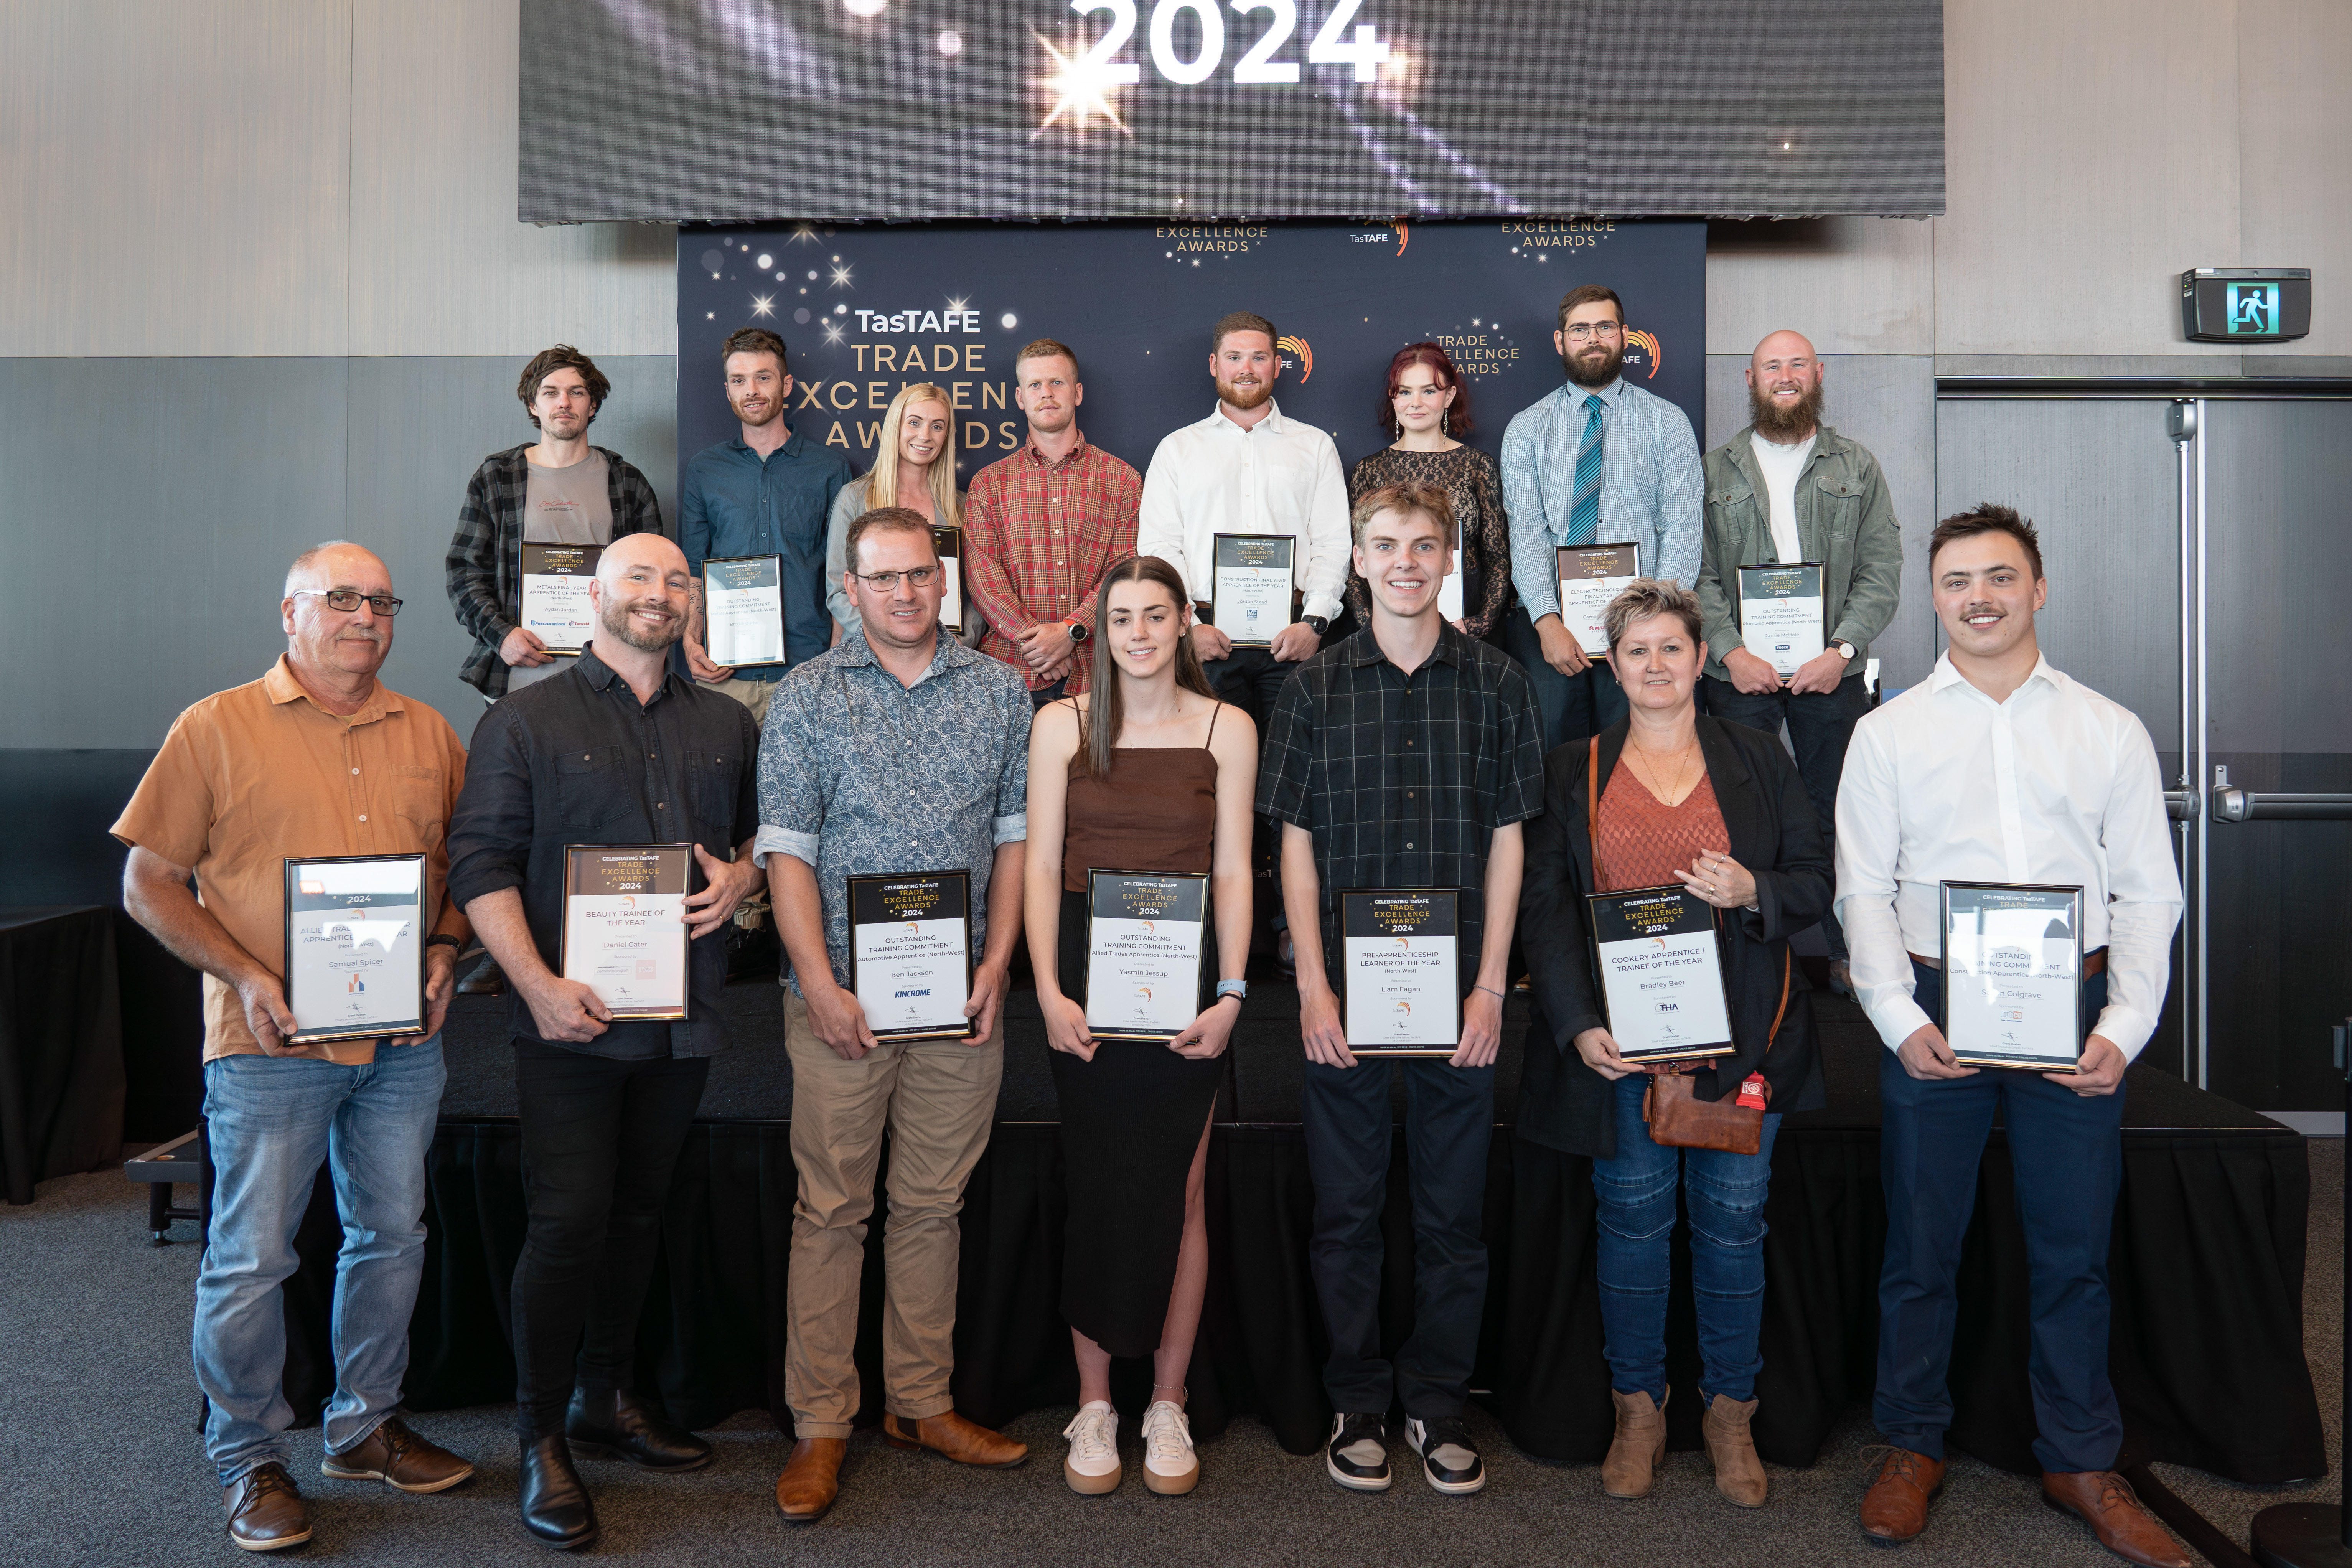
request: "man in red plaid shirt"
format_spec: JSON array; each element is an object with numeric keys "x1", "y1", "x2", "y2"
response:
[{"x1": 964, "y1": 338, "x2": 1142, "y2": 706}]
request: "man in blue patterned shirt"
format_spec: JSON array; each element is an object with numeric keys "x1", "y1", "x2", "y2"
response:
[{"x1": 753, "y1": 506, "x2": 1033, "y2": 1523}]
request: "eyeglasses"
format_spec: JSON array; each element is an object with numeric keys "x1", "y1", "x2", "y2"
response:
[
  {"x1": 292, "y1": 589, "x2": 403, "y2": 615},
  {"x1": 1562, "y1": 322, "x2": 1624, "y2": 342},
  {"x1": 849, "y1": 566, "x2": 939, "y2": 591}
]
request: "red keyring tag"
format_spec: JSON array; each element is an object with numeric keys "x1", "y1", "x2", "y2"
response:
[{"x1": 1736, "y1": 1072, "x2": 1770, "y2": 1110}]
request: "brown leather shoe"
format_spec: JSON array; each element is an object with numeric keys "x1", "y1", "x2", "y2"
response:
[
  {"x1": 775, "y1": 1437, "x2": 847, "y2": 1524},
  {"x1": 1859, "y1": 1447, "x2": 1945, "y2": 1544},
  {"x1": 2042, "y1": 1471, "x2": 2192, "y2": 1568},
  {"x1": 1600, "y1": 1388, "x2": 1667, "y2": 1499},
  {"x1": 1700, "y1": 1393, "x2": 1767, "y2": 1508},
  {"x1": 321, "y1": 1415, "x2": 475, "y2": 1493},
  {"x1": 224, "y1": 1462, "x2": 312, "y2": 1552},
  {"x1": 882, "y1": 1410, "x2": 1030, "y2": 1467}
]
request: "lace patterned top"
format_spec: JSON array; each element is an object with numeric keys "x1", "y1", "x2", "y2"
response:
[
  {"x1": 1344, "y1": 444, "x2": 1513, "y2": 640},
  {"x1": 1594, "y1": 764, "x2": 1727, "y2": 893}
]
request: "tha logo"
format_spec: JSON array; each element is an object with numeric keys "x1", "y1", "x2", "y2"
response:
[{"x1": 1656, "y1": 1000, "x2": 1679, "y2": 1013}]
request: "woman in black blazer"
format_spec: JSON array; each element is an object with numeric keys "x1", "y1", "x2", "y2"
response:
[{"x1": 1518, "y1": 580, "x2": 1832, "y2": 1510}]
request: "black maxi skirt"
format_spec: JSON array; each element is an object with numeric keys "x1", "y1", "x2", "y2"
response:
[{"x1": 1048, "y1": 888, "x2": 1224, "y2": 1358}]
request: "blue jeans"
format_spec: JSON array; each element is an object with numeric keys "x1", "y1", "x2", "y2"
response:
[
  {"x1": 1699, "y1": 672, "x2": 1870, "y2": 959},
  {"x1": 196, "y1": 1039, "x2": 445, "y2": 1485},
  {"x1": 1876, "y1": 961, "x2": 2124, "y2": 1472},
  {"x1": 1591, "y1": 1072, "x2": 1782, "y2": 1404}
]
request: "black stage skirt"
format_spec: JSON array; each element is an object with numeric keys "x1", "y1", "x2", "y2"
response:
[{"x1": 1049, "y1": 888, "x2": 1224, "y2": 1358}]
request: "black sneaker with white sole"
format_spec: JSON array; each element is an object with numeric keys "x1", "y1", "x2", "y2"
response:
[
  {"x1": 1406, "y1": 1416, "x2": 1487, "y2": 1494},
  {"x1": 1326, "y1": 1412, "x2": 1392, "y2": 1491}
]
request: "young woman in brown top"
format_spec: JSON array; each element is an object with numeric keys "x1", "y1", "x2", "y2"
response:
[{"x1": 1024, "y1": 555, "x2": 1258, "y2": 1498}]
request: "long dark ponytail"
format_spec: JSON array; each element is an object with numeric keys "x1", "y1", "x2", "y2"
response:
[{"x1": 1080, "y1": 555, "x2": 1217, "y2": 777}]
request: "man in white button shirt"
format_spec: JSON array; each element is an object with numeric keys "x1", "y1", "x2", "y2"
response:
[
  {"x1": 1136, "y1": 310, "x2": 1352, "y2": 728},
  {"x1": 1694, "y1": 330, "x2": 1902, "y2": 998},
  {"x1": 1837, "y1": 506, "x2": 2189, "y2": 1567}
]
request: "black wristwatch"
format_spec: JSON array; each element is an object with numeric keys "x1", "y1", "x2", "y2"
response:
[
  {"x1": 1302, "y1": 615, "x2": 1330, "y2": 637},
  {"x1": 425, "y1": 934, "x2": 466, "y2": 952},
  {"x1": 1068, "y1": 620, "x2": 1089, "y2": 643}
]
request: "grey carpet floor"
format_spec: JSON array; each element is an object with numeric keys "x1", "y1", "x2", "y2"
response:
[{"x1": 2, "y1": 1144, "x2": 2336, "y2": 1568}]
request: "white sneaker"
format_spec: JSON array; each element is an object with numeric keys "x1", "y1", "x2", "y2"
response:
[
  {"x1": 1139, "y1": 1400, "x2": 1199, "y2": 1495},
  {"x1": 1061, "y1": 1401, "x2": 1122, "y2": 1495}
]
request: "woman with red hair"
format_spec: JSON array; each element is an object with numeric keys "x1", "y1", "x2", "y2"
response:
[{"x1": 1343, "y1": 344, "x2": 1513, "y2": 642}]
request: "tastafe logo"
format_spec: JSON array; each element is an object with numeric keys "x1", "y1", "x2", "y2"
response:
[
  {"x1": 1136, "y1": 986, "x2": 1153, "y2": 1002},
  {"x1": 1276, "y1": 335, "x2": 1314, "y2": 382},
  {"x1": 1624, "y1": 329, "x2": 1663, "y2": 379},
  {"x1": 904, "y1": 922, "x2": 921, "y2": 934}
]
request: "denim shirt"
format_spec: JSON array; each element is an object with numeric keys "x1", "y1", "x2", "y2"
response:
[
  {"x1": 446, "y1": 647, "x2": 762, "y2": 1058},
  {"x1": 753, "y1": 626, "x2": 1032, "y2": 996},
  {"x1": 679, "y1": 427, "x2": 852, "y2": 677}
]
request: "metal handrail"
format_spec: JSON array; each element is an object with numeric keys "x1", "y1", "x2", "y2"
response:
[{"x1": 2212, "y1": 790, "x2": 2352, "y2": 823}]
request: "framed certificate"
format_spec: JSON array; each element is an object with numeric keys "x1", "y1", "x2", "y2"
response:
[
  {"x1": 702, "y1": 553, "x2": 786, "y2": 669},
  {"x1": 1210, "y1": 533, "x2": 1296, "y2": 648},
  {"x1": 282, "y1": 853, "x2": 427, "y2": 1044},
  {"x1": 1340, "y1": 889, "x2": 1461, "y2": 1057},
  {"x1": 847, "y1": 871, "x2": 975, "y2": 1040},
  {"x1": 933, "y1": 526, "x2": 964, "y2": 632},
  {"x1": 1556, "y1": 544, "x2": 1642, "y2": 655},
  {"x1": 520, "y1": 542, "x2": 602, "y2": 655},
  {"x1": 1586, "y1": 885, "x2": 1736, "y2": 1061},
  {"x1": 1437, "y1": 557, "x2": 1465, "y2": 623},
  {"x1": 1737, "y1": 562, "x2": 1828, "y2": 677},
  {"x1": 1939, "y1": 881, "x2": 2086, "y2": 1070},
  {"x1": 560, "y1": 844, "x2": 693, "y2": 1020},
  {"x1": 1083, "y1": 869, "x2": 1209, "y2": 1042}
]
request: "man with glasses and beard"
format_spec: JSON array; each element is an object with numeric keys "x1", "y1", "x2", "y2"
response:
[
  {"x1": 1501, "y1": 284, "x2": 1703, "y2": 746},
  {"x1": 1692, "y1": 330, "x2": 1901, "y2": 998},
  {"x1": 446, "y1": 533, "x2": 763, "y2": 1551}
]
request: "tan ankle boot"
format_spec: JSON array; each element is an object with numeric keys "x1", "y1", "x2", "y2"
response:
[
  {"x1": 1601, "y1": 1388, "x2": 1667, "y2": 1498},
  {"x1": 1700, "y1": 1394, "x2": 1766, "y2": 1507}
]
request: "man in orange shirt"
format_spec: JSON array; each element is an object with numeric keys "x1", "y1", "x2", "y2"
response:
[{"x1": 115, "y1": 542, "x2": 475, "y2": 1553}]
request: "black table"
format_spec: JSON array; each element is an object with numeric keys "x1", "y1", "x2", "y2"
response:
[
  {"x1": 264, "y1": 976, "x2": 2324, "y2": 1484},
  {"x1": 0, "y1": 905, "x2": 125, "y2": 1204}
]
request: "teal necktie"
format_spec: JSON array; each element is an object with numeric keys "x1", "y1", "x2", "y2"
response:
[{"x1": 1564, "y1": 393, "x2": 1605, "y2": 546}]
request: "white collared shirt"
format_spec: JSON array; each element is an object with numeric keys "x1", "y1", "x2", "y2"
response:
[
  {"x1": 1135, "y1": 399, "x2": 1352, "y2": 621},
  {"x1": 1834, "y1": 651, "x2": 2182, "y2": 1059}
]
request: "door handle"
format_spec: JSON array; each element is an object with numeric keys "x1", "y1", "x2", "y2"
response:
[
  {"x1": 2164, "y1": 790, "x2": 2195, "y2": 821},
  {"x1": 2211, "y1": 790, "x2": 2352, "y2": 823}
]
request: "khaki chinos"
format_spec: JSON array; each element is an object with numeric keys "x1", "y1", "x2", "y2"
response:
[{"x1": 781, "y1": 989, "x2": 1004, "y2": 1438}]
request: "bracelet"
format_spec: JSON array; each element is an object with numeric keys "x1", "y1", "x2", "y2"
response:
[
  {"x1": 1215, "y1": 979, "x2": 1248, "y2": 1002},
  {"x1": 425, "y1": 934, "x2": 466, "y2": 952},
  {"x1": 1473, "y1": 984, "x2": 1507, "y2": 1000}
]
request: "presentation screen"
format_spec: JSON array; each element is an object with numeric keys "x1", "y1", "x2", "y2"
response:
[{"x1": 524, "y1": 0, "x2": 1943, "y2": 220}]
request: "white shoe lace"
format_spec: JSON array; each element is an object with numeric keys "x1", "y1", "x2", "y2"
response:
[
  {"x1": 1062, "y1": 1403, "x2": 1118, "y2": 1467},
  {"x1": 1141, "y1": 1401, "x2": 1193, "y2": 1469}
]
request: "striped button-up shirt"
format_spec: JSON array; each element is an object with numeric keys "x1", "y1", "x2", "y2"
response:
[
  {"x1": 963, "y1": 430, "x2": 1142, "y2": 693},
  {"x1": 1500, "y1": 378, "x2": 1703, "y2": 617}
]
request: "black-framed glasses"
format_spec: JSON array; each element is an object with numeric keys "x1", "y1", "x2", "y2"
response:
[
  {"x1": 1562, "y1": 322, "x2": 1624, "y2": 342},
  {"x1": 849, "y1": 566, "x2": 939, "y2": 591},
  {"x1": 292, "y1": 589, "x2": 404, "y2": 615}
]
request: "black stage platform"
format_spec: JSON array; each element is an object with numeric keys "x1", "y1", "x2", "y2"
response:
[{"x1": 268, "y1": 967, "x2": 2325, "y2": 1485}]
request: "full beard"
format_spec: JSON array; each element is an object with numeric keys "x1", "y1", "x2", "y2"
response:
[
  {"x1": 1217, "y1": 377, "x2": 1273, "y2": 411},
  {"x1": 599, "y1": 601, "x2": 682, "y2": 653},
  {"x1": 1561, "y1": 342, "x2": 1624, "y2": 389},
  {"x1": 1750, "y1": 381, "x2": 1826, "y2": 441}
]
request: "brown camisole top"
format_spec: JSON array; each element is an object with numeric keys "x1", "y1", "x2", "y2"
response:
[
  {"x1": 1061, "y1": 707, "x2": 1222, "y2": 891},
  {"x1": 1594, "y1": 763, "x2": 1728, "y2": 893}
]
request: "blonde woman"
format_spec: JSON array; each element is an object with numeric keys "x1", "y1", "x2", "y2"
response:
[{"x1": 825, "y1": 382, "x2": 983, "y2": 645}]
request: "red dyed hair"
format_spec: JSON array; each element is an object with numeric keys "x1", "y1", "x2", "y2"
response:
[{"x1": 1378, "y1": 342, "x2": 1472, "y2": 439}]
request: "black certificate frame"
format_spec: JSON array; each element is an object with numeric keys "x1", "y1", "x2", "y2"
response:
[
  {"x1": 559, "y1": 843, "x2": 695, "y2": 1022},
  {"x1": 519, "y1": 540, "x2": 604, "y2": 657},
  {"x1": 1208, "y1": 532, "x2": 1298, "y2": 650},
  {"x1": 846, "y1": 869, "x2": 977, "y2": 1042},
  {"x1": 1937, "y1": 879, "x2": 2088, "y2": 1072},
  {"x1": 699, "y1": 552, "x2": 787, "y2": 671},
  {"x1": 1339, "y1": 887, "x2": 1463, "y2": 1059},
  {"x1": 932, "y1": 525, "x2": 964, "y2": 632},
  {"x1": 281, "y1": 852, "x2": 429, "y2": 1045},
  {"x1": 1584, "y1": 883, "x2": 1738, "y2": 1062},
  {"x1": 1735, "y1": 561, "x2": 1829, "y2": 669},
  {"x1": 1082, "y1": 868, "x2": 1211, "y2": 1043}
]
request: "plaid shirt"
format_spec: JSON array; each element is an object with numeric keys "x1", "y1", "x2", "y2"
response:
[
  {"x1": 1259, "y1": 622, "x2": 1546, "y2": 993},
  {"x1": 963, "y1": 430, "x2": 1141, "y2": 694},
  {"x1": 445, "y1": 444, "x2": 663, "y2": 697}
]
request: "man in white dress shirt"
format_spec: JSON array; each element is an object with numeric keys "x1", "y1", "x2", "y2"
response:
[
  {"x1": 1136, "y1": 310, "x2": 1352, "y2": 727},
  {"x1": 1836, "y1": 505, "x2": 2188, "y2": 1568}
]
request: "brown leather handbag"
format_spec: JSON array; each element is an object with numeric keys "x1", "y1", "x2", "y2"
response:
[{"x1": 1584, "y1": 738, "x2": 1790, "y2": 1156}]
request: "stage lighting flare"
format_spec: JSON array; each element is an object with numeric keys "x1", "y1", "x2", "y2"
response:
[{"x1": 1029, "y1": 26, "x2": 1137, "y2": 144}]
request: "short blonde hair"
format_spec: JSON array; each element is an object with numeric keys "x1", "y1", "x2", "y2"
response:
[
  {"x1": 1350, "y1": 482, "x2": 1457, "y2": 551},
  {"x1": 1602, "y1": 578, "x2": 1704, "y2": 649}
]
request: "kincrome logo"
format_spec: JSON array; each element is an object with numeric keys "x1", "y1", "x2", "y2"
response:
[
  {"x1": 1277, "y1": 335, "x2": 1313, "y2": 382},
  {"x1": 1624, "y1": 329, "x2": 1663, "y2": 379},
  {"x1": 895, "y1": 988, "x2": 932, "y2": 998}
]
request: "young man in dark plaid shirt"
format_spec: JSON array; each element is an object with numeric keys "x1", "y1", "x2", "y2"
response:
[{"x1": 1258, "y1": 481, "x2": 1546, "y2": 1499}]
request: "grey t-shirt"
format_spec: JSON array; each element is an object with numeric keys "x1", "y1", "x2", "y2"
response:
[{"x1": 512, "y1": 452, "x2": 615, "y2": 689}]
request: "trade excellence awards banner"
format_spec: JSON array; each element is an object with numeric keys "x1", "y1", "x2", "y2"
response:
[{"x1": 676, "y1": 218, "x2": 1703, "y2": 495}]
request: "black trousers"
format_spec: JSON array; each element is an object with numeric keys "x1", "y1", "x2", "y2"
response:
[
  {"x1": 509, "y1": 1040, "x2": 710, "y2": 1439},
  {"x1": 1699, "y1": 672, "x2": 1870, "y2": 959},
  {"x1": 1302, "y1": 1055, "x2": 1496, "y2": 1420}
]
